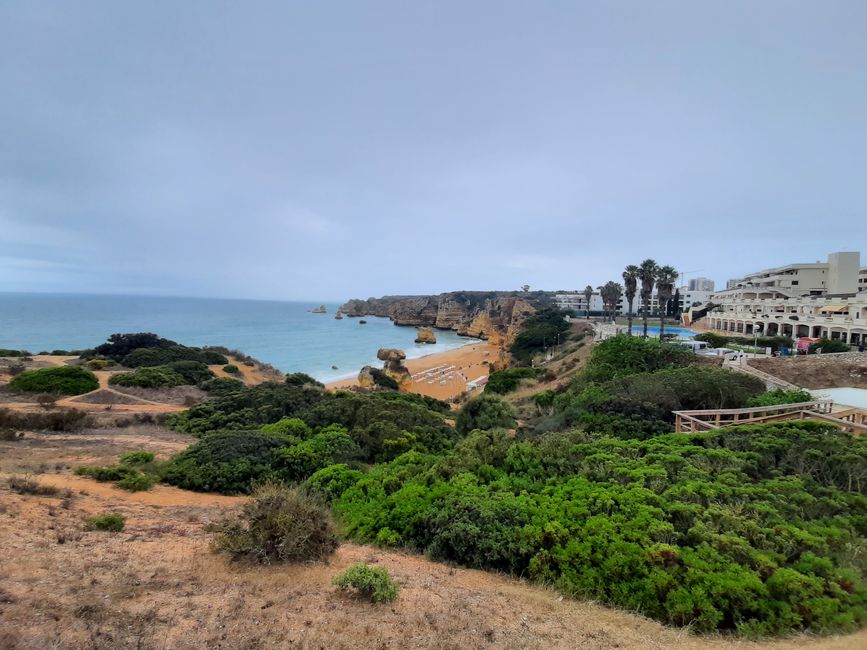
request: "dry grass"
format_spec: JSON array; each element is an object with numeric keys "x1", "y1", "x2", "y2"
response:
[{"x1": 0, "y1": 426, "x2": 864, "y2": 649}]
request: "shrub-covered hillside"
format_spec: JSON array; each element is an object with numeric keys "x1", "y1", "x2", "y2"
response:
[{"x1": 156, "y1": 333, "x2": 867, "y2": 637}]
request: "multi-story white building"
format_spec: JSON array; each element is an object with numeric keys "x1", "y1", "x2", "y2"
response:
[
  {"x1": 555, "y1": 289, "x2": 713, "y2": 317},
  {"x1": 688, "y1": 277, "x2": 715, "y2": 292},
  {"x1": 706, "y1": 251, "x2": 867, "y2": 346}
]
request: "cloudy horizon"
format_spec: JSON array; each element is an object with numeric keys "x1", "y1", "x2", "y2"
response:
[{"x1": 2, "y1": 2, "x2": 866, "y2": 302}]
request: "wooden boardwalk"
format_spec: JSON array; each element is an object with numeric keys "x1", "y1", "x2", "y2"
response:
[{"x1": 674, "y1": 400, "x2": 867, "y2": 435}]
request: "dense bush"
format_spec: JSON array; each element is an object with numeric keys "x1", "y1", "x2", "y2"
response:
[
  {"x1": 209, "y1": 482, "x2": 338, "y2": 564},
  {"x1": 222, "y1": 364, "x2": 240, "y2": 375},
  {"x1": 120, "y1": 450, "x2": 156, "y2": 465},
  {"x1": 0, "y1": 349, "x2": 33, "y2": 357},
  {"x1": 84, "y1": 513, "x2": 125, "y2": 532},
  {"x1": 285, "y1": 372, "x2": 323, "y2": 387},
  {"x1": 486, "y1": 367, "x2": 542, "y2": 394},
  {"x1": 200, "y1": 376, "x2": 244, "y2": 395},
  {"x1": 509, "y1": 309, "x2": 571, "y2": 363},
  {"x1": 109, "y1": 366, "x2": 186, "y2": 389},
  {"x1": 9, "y1": 366, "x2": 98, "y2": 395},
  {"x1": 165, "y1": 360, "x2": 215, "y2": 385},
  {"x1": 167, "y1": 382, "x2": 327, "y2": 435},
  {"x1": 122, "y1": 345, "x2": 227, "y2": 368},
  {"x1": 809, "y1": 338, "x2": 851, "y2": 354},
  {"x1": 160, "y1": 430, "x2": 290, "y2": 493},
  {"x1": 747, "y1": 389, "x2": 814, "y2": 407},
  {"x1": 333, "y1": 563, "x2": 400, "y2": 602},
  {"x1": 456, "y1": 394, "x2": 517, "y2": 434},
  {"x1": 331, "y1": 421, "x2": 867, "y2": 636},
  {"x1": 582, "y1": 335, "x2": 693, "y2": 383},
  {"x1": 88, "y1": 332, "x2": 176, "y2": 360}
]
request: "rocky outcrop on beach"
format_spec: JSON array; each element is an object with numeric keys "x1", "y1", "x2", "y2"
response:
[
  {"x1": 415, "y1": 326, "x2": 437, "y2": 344},
  {"x1": 357, "y1": 365, "x2": 376, "y2": 388},
  {"x1": 377, "y1": 348, "x2": 412, "y2": 385},
  {"x1": 340, "y1": 291, "x2": 545, "y2": 347}
]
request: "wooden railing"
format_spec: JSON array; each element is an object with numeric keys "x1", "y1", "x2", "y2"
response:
[{"x1": 674, "y1": 400, "x2": 842, "y2": 433}]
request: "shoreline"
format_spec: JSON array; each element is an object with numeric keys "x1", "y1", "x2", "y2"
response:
[{"x1": 326, "y1": 340, "x2": 500, "y2": 401}]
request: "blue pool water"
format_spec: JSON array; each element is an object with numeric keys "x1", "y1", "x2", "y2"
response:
[{"x1": 0, "y1": 293, "x2": 479, "y2": 382}]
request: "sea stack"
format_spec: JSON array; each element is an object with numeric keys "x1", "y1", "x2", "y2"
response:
[
  {"x1": 376, "y1": 348, "x2": 411, "y2": 385},
  {"x1": 311, "y1": 305, "x2": 327, "y2": 313},
  {"x1": 415, "y1": 326, "x2": 437, "y2": 344}
]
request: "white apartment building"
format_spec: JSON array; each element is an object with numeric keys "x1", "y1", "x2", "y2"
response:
[
  {"x1": 555, "y1": 289, "x2": 713, "y2": 316},
  {"x1": 706, "y1": 251, "x2": 867, "y2": 346}
]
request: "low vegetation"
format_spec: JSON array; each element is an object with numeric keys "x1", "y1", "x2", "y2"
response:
[
  {"x1": 222, "y1": 363, "x2": 240, "y2": 375},
  {"x1": 9, "y1": 365, "x2": 98, "y2": 395},
  {"x1": 509, "y1": 308, "x2": 572, "y2": 363},
  {"x1": 485, "y1": 367, "x2": 542, "y2": 394},
  {"x1": 8, "y1": 475, "x2": 59, "y2": 496},
  {"x1": 110, "y1": 366, "x2": 187, "y2": 388},
  {"x1": 145, "y1": 330, "x2": 867, "y2": 637},
  {"x1": 209, "y1": 482, "x2": 338, "y2": 564},
  {"x1": 75, "y1": 452, "x2": 160, "y2": 492},
  {"x1": 84, "y1": 512, "x2": 126, "y2": 532},
  {"x1": 82, "y1": 332, "x2": 227, "y2": 367},
  {"x1": 747, "y1": 389, "x2": 814, "y2": 407},
  {"x1": 0, "y1": 407, "x2": 90, "y2": 432},
  {"x1": 333, "y1": 563, "x2": 399, "y2": 603}
]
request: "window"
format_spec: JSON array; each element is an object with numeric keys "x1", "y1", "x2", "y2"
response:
[{"x1": 791, "y1": 280, "x2": 799, "y2": 285}]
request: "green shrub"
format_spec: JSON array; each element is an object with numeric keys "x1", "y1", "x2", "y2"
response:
[
  {"x1": 84, "y1": 513, "x2": 125, "y2": 532},
  {"x1": 209, "y1": 482, "x2": 338, "y2": 564},
  {"x1": 809, "y1": 338, "x2": 851, "y2": 354},
  {"x1": 159, "y1": 430, "x2": 290, "y2": 493},
  {"x1": 122, "y1": 345, "x2": 226, "y2": 368},
  {"x1": 486, "y1": 367, "x2": 541, "y2": 394},
  {"x1": 285, "y1": 372, "x2": 323, "y2": 387},
  {"x1": 222, "y1": 364, "x2": 241, "y2": 375},
  {"x1": 85, "y1": 359, "x2": 110, "y2": 370},
  {"x1": 747, "y1": 389, "x2": 814, "y2": 407},
  {"x1": 116, "y1": 472, "x2": 158, "y2": 492},
  {"x1": 0, "y1": 349, "x2": 33, "y2": 357},
  {"x1": 582, "y1": 335, "x2": 693, "y2": 383},
  {"x1": 74, "y1": 464, "x2": 138, "y2": 482},
  {"x1": 455, "y1": 394, "x2": 516, "y2": 434},
  {"x1": 331, "y1": 421, "x2": 867, "y2": 636},
  {"x1": 109, "y1": 366, "x2": 186, "y2": 389},
  {"x1": 333, "y1": 563, "x2": 399, "y2": 603},
  {"x1": 694, "y1": 333, "x2": 794, "y2": 352},
  {"x1": 9, "y1": 366, "x2": 98, "y2": 395},
  {"x1": 200, "y1": 376, "x2": 244, "y2": 395},
  {"x1": 260, "y1": 417, "x2": 311, "y2": 438},
  {"x1": 165, "y1": 360, "x2": 215, "y2": 384},
  {"x1": 120, "y1": 451, "x2": 156, "y2": 465},
  {"x1": 87, "y1": 332, "x2": 176, "y2": 360}
]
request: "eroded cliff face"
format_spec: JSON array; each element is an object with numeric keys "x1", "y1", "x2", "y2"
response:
[{"x1": 339, "y1": 292, "x2": 539, "y2": 347}]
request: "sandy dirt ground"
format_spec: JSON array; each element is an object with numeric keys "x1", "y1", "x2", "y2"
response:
[
  {"x1": 210, "y1": 356, "x2": 282, "y2": 386},
  {"x1": 1, "y1": 427, "x2": 865, "y2": 650},
  {"x1": 327, "y1": 342, "x2": 499, "y2": 401}
]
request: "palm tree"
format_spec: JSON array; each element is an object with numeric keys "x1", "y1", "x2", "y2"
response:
[
  {"x1": 655, "y1": 265, "x2": 678, "y2": 339},
  {"x1": 638, "y1": 259, "x2": 658, "y2": 337},
  {"x1": 622, "y1": 265, "x2": 638, "y2": 335},
  {"x1": 583, "y1": 285, "x2": 594, "y2": 319},
  {"x1": 599, "y1": 281, "x2": 624, "y2": 322}
]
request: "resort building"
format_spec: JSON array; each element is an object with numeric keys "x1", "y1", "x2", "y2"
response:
[
  {"x1": 706, "y1": 251, "x2": 867, "y2": 346},
  {"x1": 688, "y1": 277, "x2": 715, "y2": 292},
  {"x1": 555, "y1": 289, "x2": 713, "y2": 317}
]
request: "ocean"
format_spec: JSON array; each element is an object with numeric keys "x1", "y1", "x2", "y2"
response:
[{"x1": 0, "y1": 293, "x2": 479, "y2": 382}]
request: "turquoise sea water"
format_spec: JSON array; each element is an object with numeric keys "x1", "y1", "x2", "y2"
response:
[{"x1": 0, "y1": 293, "x2": 479, "y2": 382}]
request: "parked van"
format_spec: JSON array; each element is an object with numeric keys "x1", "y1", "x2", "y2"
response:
[{"x1": 670, "y1": 340, "x2": 712, "y2": 353}]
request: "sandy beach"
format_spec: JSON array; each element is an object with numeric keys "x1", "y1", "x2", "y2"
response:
[{"x1": 327, "y1": 341, "x2": 500, "y2": 401}]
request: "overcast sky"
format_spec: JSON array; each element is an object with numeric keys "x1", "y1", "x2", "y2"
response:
[{"x1": 1, "y1": 2, "x2": 865, "y2": 301}]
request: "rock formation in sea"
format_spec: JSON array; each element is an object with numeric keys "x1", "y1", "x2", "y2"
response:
[
  {"x1": 415, "y1": 326, "x2": 437, "y2": 344},
  {"x1": 377, "y1": 348, "x2": 412, "y2": 385},
  {"x1": 340, "y1": 291, "x2": 545, "y2": 347}
]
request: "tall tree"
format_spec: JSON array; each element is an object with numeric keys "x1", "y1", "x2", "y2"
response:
[
  {"x1": 622, "y1": 265, "x2": 639, "y2": 336},
  {"x1": 583, "y1": 285, "x2": 594, "y2": 319},
  {"x1": 655, "y1": 265, "x2": 678, "y2": 339},
  {"x1": 599, "y1": 281, "x2": 624, "y2": 321},
  {"x1": 638, "y1": 259, "x2": 658, "y2": 337}
]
